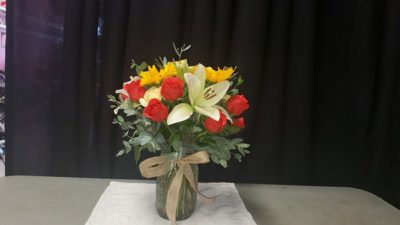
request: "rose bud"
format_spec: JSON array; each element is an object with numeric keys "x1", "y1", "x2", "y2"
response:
[
  {"x1": 226, "y1": 95, "x2": 249, "y2": 116},
  {"x1": 161, "y1": 76, "x2": 184, "y2": 101},
  {"x1": 119, "y1": 93, "x2": 128, "y2": 101},
  {"x1": 124, "y1": 80, "x2": 146, "y2": 102},
  {"x1": 232, "y1": 117, "x2": 245, "y2": 128},
  {"x1": 203, "y1": 111, "x2": 227, "y2": 133},
  {"x1": 143, "y1": 99, "x2": 169, "y2": 122}
]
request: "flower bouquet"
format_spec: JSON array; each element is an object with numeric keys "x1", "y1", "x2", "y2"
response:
[{"x1": 108, "y1": 44, "x2": 250, "y2": 224}]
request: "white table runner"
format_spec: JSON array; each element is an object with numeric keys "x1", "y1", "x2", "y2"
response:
[{"x1": 85, "y1": 182, "x2": 256, "y2": 225}]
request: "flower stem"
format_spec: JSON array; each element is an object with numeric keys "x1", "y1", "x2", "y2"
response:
[
  {"x1": 195, "y1": 131, "x2": 208, "y2": 140},
  {"x1": 163, "y1": 121, "x2": 174, "y2": 135}
]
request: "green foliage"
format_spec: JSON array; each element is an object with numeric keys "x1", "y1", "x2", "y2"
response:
[
  {"x1": 195, "y1": 135, "x2": 250, "y2": 168},
  {"x1": 131, "y1": 60, "x2": 148, "y2": 74},
  {"x1": 155, "y1": 56, "x2": 168, "y2": 69},
  {"x1": 173, "y1": 43, "x2": 191, "y2": 60}
]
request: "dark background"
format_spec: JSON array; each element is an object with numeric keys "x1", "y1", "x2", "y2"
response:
[{"x1": 5, "y1": 0, "x2": 400, "y2": 207}]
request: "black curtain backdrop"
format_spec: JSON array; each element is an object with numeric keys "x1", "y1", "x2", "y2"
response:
[{"x1": 6, "y1": 0, "x2": 400, "y2": 207}]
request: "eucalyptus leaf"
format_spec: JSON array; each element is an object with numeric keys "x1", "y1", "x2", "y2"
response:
[
  {"x1": 231, "y1": 138, "x2": 243, "y2": 145},
  {"x1": 234, "y1": 153, "x2": 242, "y2": 162},
  {"x1": 219, "y1": 159, "x2": 228, "y2": 168},
  {"x1": 172, "y1": 140, "x2": 183, "y2": 153},
  {"x1": 237, "y1": 147, "x2": 245, "y2": 156},
  {"x1": 229, "y1": 88, "x2": 239, "y2": 95},
  {"x1": 134, "y1": 146, "x2": 141, "y2": 163},
  {"x1": 116, "y1": 150, "x2": 125, "y2": 157},
  {"x1": 125, "y1": 146, "x2": 132, "y2": 154},
  {"x1": 124, "y1": 108, "x2": 136, "y2": 116},
  {"x1": 210, "y1": 154, "x2": 220, "y2": 164},
  {"x1": 135, "y1": 62, "x2": 148, "y2": 74},
  {"x1": 138, "y1": 135, "x2": 152, "y2": 145},
  {"x1": 156, "y1": 133, "x2": 166, "y2": 143},
  {"x1": 117, "y1": 115, "x2": 124, "y2": 123},
  {"x1": 237, "y1": 143, "x2": 250, "y2": 148}
]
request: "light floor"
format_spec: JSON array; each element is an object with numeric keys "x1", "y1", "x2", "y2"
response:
[{"x1": 0, "y1": 161, "x2": 4, "y2": 176}]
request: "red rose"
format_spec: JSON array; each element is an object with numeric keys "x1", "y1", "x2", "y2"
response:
[
  {"x1": 143, "y1": 99, "x2": 168, "y2": 122},
  {"x1": 161, "y1": 77, "x2": 184, "y2": 101},
  {"x1": 119, "y1": 93, "x2": 128, "y2": 101},
  {"x1": 203, "y1": 111, "x2": 227, "y2": 133},
  {"x1": 226, "y1": 95, "x2": 249, "y2": 116},
  {"x1": 232, "y1": 117, "x2": 245, "y2": 128},
  {"x1": 122, "y1": 80, "x2": 146, "y2": 102}
]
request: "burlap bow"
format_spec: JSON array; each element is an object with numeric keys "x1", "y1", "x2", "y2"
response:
[{"x1": 139, "y1": 151, "x2": 214, "y2": 224}]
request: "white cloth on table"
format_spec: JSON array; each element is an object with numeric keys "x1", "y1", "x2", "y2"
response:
[{"x1": 85, "y1": 181, "x2": 257, "y2": 225}]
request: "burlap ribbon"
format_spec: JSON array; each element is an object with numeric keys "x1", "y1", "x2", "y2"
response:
[{"x1": 139, "y1": 151, "x2": 215, "y2": 224}]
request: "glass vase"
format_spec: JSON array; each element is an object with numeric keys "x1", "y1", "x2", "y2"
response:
[
  {"x1": 155, "y1": 164, "x2": 198, "y2": 220},
  {"x1": 156, "y1": 130, "x2": 198, "y2": 220}
]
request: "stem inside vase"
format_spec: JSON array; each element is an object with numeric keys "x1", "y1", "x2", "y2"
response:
[{"x1": 155, "y1": 131, "x2": 198, "y2": 220}]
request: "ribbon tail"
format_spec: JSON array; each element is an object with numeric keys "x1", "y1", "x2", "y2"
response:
[
  {"x1": 166, "y1": 167, "x2": 184, "y2": 224},
  {"x1": 183, "y1": 165, "x2": 215, "y2": 204}
]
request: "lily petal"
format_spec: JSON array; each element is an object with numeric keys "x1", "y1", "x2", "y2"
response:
[
  {"x1": 194, "y1": 64, "x2": 206, "y2": 91},
  {"x1": 167, "y1": 103, "x2": 194, "y2": 125},
  {"x1": 184, "y1": 73, "x2": 202, "y2": 106},
  {"x1": 197, "y1": 80, "x2": 230, "y2": 107},
  {"x1": 214, "y1": 105, "x2": 233, "y2": 123},
  {"x1": 195, "y1": 106, "x2": 220, "y2": 121}
]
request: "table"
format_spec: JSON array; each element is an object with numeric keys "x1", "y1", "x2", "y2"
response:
[{"x1": 0, "y1": 176, "x2": 399, "y2": 225}]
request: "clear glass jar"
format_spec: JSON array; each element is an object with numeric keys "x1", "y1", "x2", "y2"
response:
[
  {"x1": 155, "y1": 130, "x2": 198, "y2": 220},
  {"x1": 155, "y1": 164, "x2": 198, "y2": 220}
]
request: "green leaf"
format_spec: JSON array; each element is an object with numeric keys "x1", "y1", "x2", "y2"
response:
[
  {"x1": 169, "y1": 133, "x2": 181, "y2": 145},
  {"x1": 237, "y1": 143, "x2": 250, "y2": 148},
  {"x1": 207, "y1": 145, "x2": 231, "y2": 161},
  {"x1": 173, "y1": 42, "x2": 180, "y2": 56},
  {"x1": 116, "y1": 150, "x2": 125, "y2": 157},
  {"x1": 219, "y1": 159, "x2": 228, "y2": 168},
  {"x1": 234, "y1": 153, "x2": 242, "y2": 162},
  {"x1": 124, "y1": 108, "x2": 136, "y2": 116},
  {"x1": 107, "y1": 94, "x2": 116, "y2": 101},
  {"x1": 123, "y1": 130, "x2": 130, "y2": 137},
  {"x1": 223, "y1": 125, "x2": 241, "y2": 135},
  {"x1": 135, "y1": 62, "x2": 148, "y2": 74},
  {"x1": 210, "y1": 154, "x2": 220, "y2": 164},
  {"x1": 131, "y1": 59, "x2": 136, "y2": 69},
  {"x1": 156, "y1": 133, "x2": 166, "y2": 144},
  {"x1": 229, "y1": 88, "x2": 239, "y2": 95},
  {"x1": 138, "y1": 135, "x2": 152, "y2": 145},
  {"x1": 231, "y1": 138, "x2": 243, "y2": 145},
  {"x1": 117, "y1": 115, "x2": 124, "y2": 123},
  {"x1": 193, "y1": 126, "x2": 203, "y2": 133},
  {"x1": 125, "y1": 146, "x2": 132, "y2": 154},
  {"x1": 134, "y1": 146, "x2": 141, "y2": 163},
  {"x1": 237, "y1": 76, "x2": 244, "y2": 86},
  {"x1": 172, "y1": 140, "x2": 183, "y2": 152},
  {"x1": 183, "y1": 44, "x2": 191, "y2": 51},
  {"x1": 237, "y1": 147, "x2": 245, "y2": 156},
  {"x1": 162, "y1": 57, "x2": 168, "y2": 66}
]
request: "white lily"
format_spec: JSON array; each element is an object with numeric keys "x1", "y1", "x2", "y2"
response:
[{"x1": 167, "y1": 64, "x2": 231, "y2": 125}]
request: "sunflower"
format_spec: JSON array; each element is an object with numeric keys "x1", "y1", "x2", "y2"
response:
[
  {"x1": 139, "y1": 65, "x2": 161, "y2": 86},
  {"x1": 139, "y1": 62, "x2": 178, "y2": 87},
  {"x1": 205, "y1": 67, "x2": 235, "y2": 83},
  {"x1": 159, "y1": 62, "x2": 177, "y2": 77}
]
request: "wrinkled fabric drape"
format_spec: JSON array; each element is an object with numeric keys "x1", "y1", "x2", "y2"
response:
[{"x1": 6, "y1": 0, "x2": 400, "y2": 207}]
